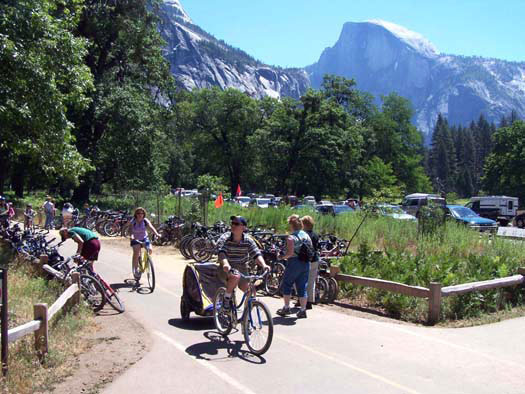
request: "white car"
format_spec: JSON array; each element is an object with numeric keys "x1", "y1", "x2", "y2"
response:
[
  {"x1": 377, "y1": 204, "x2": 416, "y2": 221},
  {"x1": 253, "y1": 198, "x2": 271, "y2": 208},
  {"x1": 234, "y1": 196, "x2": 251, "y2": 208}
]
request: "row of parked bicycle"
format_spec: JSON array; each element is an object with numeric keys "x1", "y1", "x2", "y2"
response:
[
  {"x1": 178, "y1": 221, "x2": 348, "y2": 304},
  {"x1": 0, "y1": 224, "x2": 125, "y2": 313}
]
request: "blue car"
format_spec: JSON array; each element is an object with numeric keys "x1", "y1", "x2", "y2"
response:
[{"x1": 446, "y1": 205, "x2": 498, "y2": 232}]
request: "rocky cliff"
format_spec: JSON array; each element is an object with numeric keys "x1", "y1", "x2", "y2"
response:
[
  {"x1": 307, "y1": 20, "x2": 525, "y2": 137},
  {"x1": 159, "y1": 1, "x2": 309, "y2": 99}
]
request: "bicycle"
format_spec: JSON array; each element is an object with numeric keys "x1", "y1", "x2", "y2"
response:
[
  {"x1": 213, "y1": 269, "x2": 273, "y2": 355},
  {"x1": 75, "y1": 256, "x2": 125, "y2": 313},
  {"x1": 136, "y1": 241, "x2": 156, "y2": 293}
]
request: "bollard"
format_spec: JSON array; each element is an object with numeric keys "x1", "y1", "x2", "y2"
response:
[
  {"x1": 428, "y1": 282, "x2": 442, "y2": 325},
  {"x1": 71, "y1": 272, "x2": 81, "y2": 306},
  {"x1": 34, "y1": 303, "x2": 49, "y2": 358}
]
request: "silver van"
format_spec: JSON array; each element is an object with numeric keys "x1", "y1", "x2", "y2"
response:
[{"x1": 401, "y1": 193, "x2": 446, "y2": 218}]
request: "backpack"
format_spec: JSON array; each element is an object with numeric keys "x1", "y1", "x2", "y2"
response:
[{"x1": 296, "y1": 236, "x2": 315, "y2": 263}]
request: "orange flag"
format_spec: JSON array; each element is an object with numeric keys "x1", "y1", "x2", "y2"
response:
[{"x1": 214, "y1": 192, "x2": 224, "y2": 208}]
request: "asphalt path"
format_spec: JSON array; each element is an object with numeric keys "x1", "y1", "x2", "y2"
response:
[{"x1": 59, "y1": 238, "x2": 525, "y2": 394}]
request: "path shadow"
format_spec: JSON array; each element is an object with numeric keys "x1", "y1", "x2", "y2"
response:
[
  {"x1": 185, "y1": 331, "x2": 265, "y2": 364},
  {"x1": 110, "y1": 281, "x2": 135, "y2": 292},
  {"x1": 272, "y1": 316, "x2": 297, "y2": 326},
  {"x1": 168, "y1": 317, "x2": 215, "y2": 331},
  {"x1": 332, "y1": 301, "x2": 396, "y2": 319}
]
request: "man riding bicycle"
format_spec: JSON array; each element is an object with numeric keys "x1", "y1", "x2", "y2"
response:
[{"x1": 217, "y1": 216, "x2": 269, "y2": 308}]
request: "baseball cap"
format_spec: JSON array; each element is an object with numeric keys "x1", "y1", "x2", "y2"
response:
[{"x1": 230, "y1": 216, "x2": 247, "y2": 226}]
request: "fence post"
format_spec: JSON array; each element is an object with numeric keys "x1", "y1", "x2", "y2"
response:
[
  {"x1": 428, "y1": 282, "x2": 442, "y2": 325},
  {"x1": 34, "y1": 303, "x2": 48, "y2": 357},
  {"x1": 71, "y1": 272, "x2": 81, "y2": 306}
]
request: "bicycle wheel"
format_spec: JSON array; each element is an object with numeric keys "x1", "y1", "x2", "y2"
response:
[
  {"x1": 179, "y1": 235, "x2": 193, "y2": 259},
  {"x1": 243, "y1": 300, "x2": 273, "y2": 355},
  {"x1": 264, "y1": 263, "x2": 285, "y2": 296},
  {"x1": 327, "y1": 277, "x2": 339, "y2": 303},
  {"x1": 190, "y1": 237, "x2": 212, "y2": 263},
  {"x1": 79, "y1": 274, "x2": 106, "y2": 312},
  {"x1": 103, "y1": 221, "x2": 120, "y2": 237},
  {"x1": 213, "y1": 287, "x2": 233, "y2": 336},
  {"x1": 315, "y1": 276, "x2": 329, "y2": 304},
  {"x1": 99, "y1": 277, "x2": 125, "y2": 313},
  {"x1": 144, "y1": 255, "x2": 155, "y2": 293}
]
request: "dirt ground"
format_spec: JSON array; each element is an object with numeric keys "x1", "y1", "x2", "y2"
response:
[{"x1": 47, "y1": 310, "x2": 151, "y2": 394}]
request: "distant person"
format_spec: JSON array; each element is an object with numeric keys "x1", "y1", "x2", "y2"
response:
[
  {"x1": 0, "y1": 197, "x2": 8, "y2": 228},
  {"x1": 23, "y1": 204, "x2": 36, "y2": 231},
  {"x1": 277, "y1": 214, "x2": 313, "y2": 319},
  {"x1": 42, "y1": 196, "x2": 55, "y2": 230},
  {"x1": 62, "y1": 202, "x2": 74, "y2": 228}
]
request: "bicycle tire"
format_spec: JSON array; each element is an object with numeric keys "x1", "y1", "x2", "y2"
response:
[
  {"x1": 98, "y1": 277, "x2": 125, "y2": 313},
  {"x1": 103, "y1": 221, "x2": 119, "y2": 237},
  {"x1": 327, "y1": 277, "x2": 339, "y2": 303},
  {"x1": 190, "y1": 237, "x2": 212, "y2": 263},
  {"x1": 213, "y1": 287, "x2": 233, "y2": 336},
  {"x1": 179, "y1": 235, "x2": 193, "y2": 259},
  {"x1": 145, "y1": 255, "x2": 155, "y2": 293},
  {"x1": 79, "y1": 274, "x2": 106, "y2": 312},
  {"x1": 180, "y1": 297, "x2": 190, "y2": 321},
  {"x1": 316, "y1": 276, "x2": 329, "y2": 304},
  {"x1": 264, "y1": 263, "x2": 285, "y2": 296},
  {"x1": 243, "y1": 300, "x2": 273, "y2": 355}
]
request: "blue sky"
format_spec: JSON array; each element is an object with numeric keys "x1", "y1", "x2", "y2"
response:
[{"x1": 181, "y1": 0, "x2": 525, "y2": 68}]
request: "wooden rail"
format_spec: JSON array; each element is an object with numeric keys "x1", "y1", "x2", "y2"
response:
[
  {"x1": 335, "y1": 273, "x2": 430, "y2": 298},
  {"x1": 331, "y1": 265, "x2": 525, "y2": 325},
  {"x1": 4, "y1": 272, "x2": 80, "y2": 355}
]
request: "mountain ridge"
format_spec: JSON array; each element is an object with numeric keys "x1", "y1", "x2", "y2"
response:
[{"x1": 160, "y1": 1, "x2": 525, "y2": 137}]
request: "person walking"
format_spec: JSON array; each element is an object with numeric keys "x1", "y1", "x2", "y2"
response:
[
  {"x1": 42, "y1": 196, "x2": 55, "y2": 230},
  {"x1": 276, "y1": 214, "x2": 313, "y2": 319},
  {"x1": 301, "y1": 215, "x2": 320, "y2": 309}
]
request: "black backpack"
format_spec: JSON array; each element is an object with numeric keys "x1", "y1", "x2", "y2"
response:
[{"x1": 296, "y1": 236, "x2": 315, "y2": 263}]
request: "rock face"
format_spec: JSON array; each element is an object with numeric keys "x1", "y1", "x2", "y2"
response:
[
  {"x1": 307, "y1": 20, "x2": 525, "y2": 138},
  {"x1": 159, "y1": 1, "x2": 309, "y2": 99},
  {"x1": 159, "y1": 2, "x2": 525, "y2": 139}
]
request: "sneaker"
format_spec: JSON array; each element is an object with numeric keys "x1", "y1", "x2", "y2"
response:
[
  {"x1": 296, "y1": 310, "x2": 307, "y2": 319},
  {"x1": 293, "y1": 301, "x2": 300, "y2": 308},
  {"x1": 306, "y1": 302, "x2": 313, "y2": 310},
  {"x1": 276, "y1": 307, "x2": 291, "y2": 317}
]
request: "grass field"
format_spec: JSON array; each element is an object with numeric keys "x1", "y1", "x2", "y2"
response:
[{"x1": 0, "y1": 247, "x2": 96, "y2": 394}]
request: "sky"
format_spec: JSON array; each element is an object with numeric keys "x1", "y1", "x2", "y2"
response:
[{"x1": 180, "y1": 0, "x2": 525, "y2": 68}]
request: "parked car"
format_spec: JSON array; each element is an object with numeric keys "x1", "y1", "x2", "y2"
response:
[
  {"x1": 333, "y1": 205, "x2": 355, "y2": 215},
  {"x1": 251, "y1": 198, "x2": 271, "y2": 208},
  {"x1": 315, "y1": 204, "x2": 334, "y2": 215},
  {"x1": 234, "y1": 196, "x2": 251, "y2": 208},
  {"x1": 375, "y1": 204, "x2": 416, "y2": 221},
  {"x1": 303, "y1": 196, "x2": 316, "y2": 205},
  {"x1": 445, "y1": 205, "x2": 498, "y2": 232},
  {"x1": 401, "y1": 193, "x2": 446, "y2": 218},
  {"x1": 465, "y1": 196, "x2": 518, "y2": 227},
  {"x1": 291, "y1": 204, "x2": 315, "y2": 211}
]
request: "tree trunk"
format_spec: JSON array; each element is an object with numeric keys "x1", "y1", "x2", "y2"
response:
[
  {"x1": 11, "y1": 158, "x2": 26, "y2": 198},
  {"x1": 0, "y1": 148, "x2": 10, "y2": 195}
]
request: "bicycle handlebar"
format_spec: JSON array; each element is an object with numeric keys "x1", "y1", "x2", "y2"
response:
[{"x1": 230, "y1": 268, "x2": 269, "y2": 281}]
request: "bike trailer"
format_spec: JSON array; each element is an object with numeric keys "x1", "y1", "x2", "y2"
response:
[{"x1": 180, "y1": 262, "x2": 224, "y2": 320}]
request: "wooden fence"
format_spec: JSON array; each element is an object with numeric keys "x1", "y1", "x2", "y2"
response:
[
  {"x1": 331, "y1": 266, "x2": 525, "y2": 324},
  {"x1": 4, "y1": 272, "x2": 80, "y2": 358}
]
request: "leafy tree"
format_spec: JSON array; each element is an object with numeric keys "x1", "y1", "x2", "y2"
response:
[
  {"x1": 0, "y1": 0, "x2": 93, "y2": 196},
  {"x1": 482, "y1": 121, "x2": 525, "y2": 202}
]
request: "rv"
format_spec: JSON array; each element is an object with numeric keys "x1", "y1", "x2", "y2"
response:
[{"x1": 465, "y1": 196, "x2": 518, "y2": 226}]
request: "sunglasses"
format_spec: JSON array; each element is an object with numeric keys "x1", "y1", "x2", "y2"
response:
[{"x1": 231, "y1": 221, "x2": 242, "y2": 226}]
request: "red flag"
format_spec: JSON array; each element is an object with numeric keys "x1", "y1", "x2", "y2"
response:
[
  {"x1": 214, "y1": 192, "x2": 224, "y2": 208},
  {"x1": 236, "y1": 184, "x2": 242, "y2": 197}
]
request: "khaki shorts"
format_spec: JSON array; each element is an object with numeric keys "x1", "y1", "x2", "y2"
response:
[{"x1": 217, "y1": 264, "x2": 250, "y2": 286}]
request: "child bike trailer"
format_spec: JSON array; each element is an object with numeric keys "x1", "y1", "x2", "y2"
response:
[{"x1": 180, "y1": 262, "x2": 224, "y2": 321}]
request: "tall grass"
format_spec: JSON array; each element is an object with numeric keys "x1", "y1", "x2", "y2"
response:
[{"x1": 0, "y1": 249, "x2": 95, "y2": 394}]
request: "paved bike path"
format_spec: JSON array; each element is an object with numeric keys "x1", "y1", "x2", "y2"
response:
[{"x1": 71, "y1": 241, "x2": 525, "y2": 394}]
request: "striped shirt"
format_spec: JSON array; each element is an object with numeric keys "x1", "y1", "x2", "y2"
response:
[{"x1": 217, "y1": 232, "x2": 262, "y2": 271}]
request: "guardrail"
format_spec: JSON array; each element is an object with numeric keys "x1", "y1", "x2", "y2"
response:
[
  {"x1": 3, "y1": 272, "x2": 80, "y2": 369},
  {"x1": 331, "y1": 266, "x2": 525, "y2": 324}
]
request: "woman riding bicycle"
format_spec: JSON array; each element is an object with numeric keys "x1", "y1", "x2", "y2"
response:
[{"x1": 128, "y1": 207, "x2": 160, "y2": 281}]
